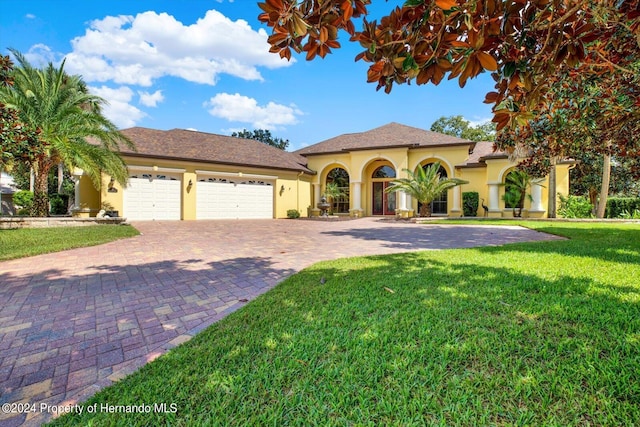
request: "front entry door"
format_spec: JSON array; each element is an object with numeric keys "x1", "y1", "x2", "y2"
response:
[{"x1": 372, "y1": 182, "x2": 396, "y2": 215}]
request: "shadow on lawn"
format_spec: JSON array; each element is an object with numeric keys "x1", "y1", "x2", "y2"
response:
[
  {"x1": 475, "y1": 225, "x2": 640, "y2": 265},
  {"x1": 0, "y1": 255, "x2": 295, "y2": 427},
  {"x1": 321, "y1": 224, "x2": 561, "y2": 251},
  {"x1": 48, "y1": 250, "x2": 640, "y2": 427}
]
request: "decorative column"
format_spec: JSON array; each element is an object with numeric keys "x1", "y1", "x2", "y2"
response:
[
  {"x1": 451, "y1": 186, "x2": 461, "y2": 216},
  {"x1": 311, "y1": 183, "x2": 321, "y2": 217},
  {"x1": 71, "y1": 168, "x2": 86, "y2": 217},
  {"x1": 349, "y1": 181, "x2": 364, "y2": 218},
  {"x1": 488, "y1": 183, "x2": 500, "y2": 213},
  {"x1": 529, "y1": 182, "x2": 545, "y2": 217}
]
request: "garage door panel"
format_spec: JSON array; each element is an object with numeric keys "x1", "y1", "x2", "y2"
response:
[
  {"x1": 196, "y1": 179, "x2": 273, "y2": 220},
  {"x1": 124, "y1": 175, "x2": 181, "y2": 221}
]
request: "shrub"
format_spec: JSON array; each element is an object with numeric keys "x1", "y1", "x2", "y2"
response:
[
  {"x1": 13, "y1": 190, "x2": 34, "y2": 211},
  {"x1": 286, "y1": 209, "x2": 301, "y2": 219},
  {"x1": 462, "y1": 192, "x2": 479, "y2": 216},
  {"x1": 606, "y1": 197, "x2": 640, "y2": 218},
  {"x1": 618, "y1": 209, "x2": 640, "y2": 219},
  {"x1": 558, "y1": 194, "x2": 593, "y2": 218},
  {"x1": 49, "y1": 193, "x2": 68, "y2": 215}
]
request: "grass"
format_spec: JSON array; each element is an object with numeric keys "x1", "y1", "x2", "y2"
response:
[
  {"x1": 49, "y1": 222, "x2": 640, "y2": 426},
  {"x1": 0, "y1": 225, "x2": 139, "y2": 260}
]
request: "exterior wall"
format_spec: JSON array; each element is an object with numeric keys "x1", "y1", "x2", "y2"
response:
[
  {"x1": 73, "y1": 174, "x2": 101, "y2": 217},
  {"x1": 275, "y1": 174, "x2": 312, "y2": 218},
  {"x1": 75, "y1": 146, "x2": 570, "y2": 221},
  {"x1": 455, "y1": 167, "x2": 488, "y2": 217},
  {"x1": 78, "y1": 156, "x2": 313, "y2": 219}
]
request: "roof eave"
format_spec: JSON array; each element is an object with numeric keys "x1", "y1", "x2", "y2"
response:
[
  {"x1": 300, "y1": 141, "x2": 472, "y2": 156},
  {"x1": 121, "y1": 152, "x2": 314, "y2": 174}
]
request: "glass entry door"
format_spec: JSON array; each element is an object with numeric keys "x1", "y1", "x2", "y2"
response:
[{"x1": 372, "y1": 182, "x2": 396, "y2": 215}]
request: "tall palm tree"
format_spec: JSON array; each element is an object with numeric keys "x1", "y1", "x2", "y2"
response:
[
  {"x1": 0, "y1": 49, "x2": 134, "y2": 216},
  {"x1": 385, "y1": 162, "x2": 467, "y2": 217}
]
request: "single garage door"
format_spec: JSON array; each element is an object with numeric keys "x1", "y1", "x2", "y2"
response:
[
  {"x1": 196, "y1": 177, "x2": 273, "y2": 219},
  {"x1": 123, "y1": 173, "x2": 181, "y2": 220}
]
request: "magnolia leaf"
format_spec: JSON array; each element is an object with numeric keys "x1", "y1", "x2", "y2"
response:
[
  {"x1": 477, "y1": 51, "x2": 498, "y2": 71},
  {"x1": 435, "y1": 0, "x2": 458, "y2": 11}
]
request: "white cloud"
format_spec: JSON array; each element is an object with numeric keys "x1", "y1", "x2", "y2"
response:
[
  {"x1": 204, "y1": 93, "x2": 303, "y2": 129},
  {"x1": 138, "y1": 90, "x2": 164, "y2": 107},
  {"x1": 466, "y1": 117, "x2": 493, "y2": 128},
  {"x1": 26, "y1": 14, "x2": 36, "y2": 19},
  {"x1": 63, "y1": 9, "x2": 292, "y2": 87},
  {"x1": 221, "y1": 127, "x2": 249, "y2": 135},
  {"x1": 23, "y1": 44, "x2": 59, "y2": 66},
  {"x1": 89, "y1": 85, "x2": 146, "y2": 128}
]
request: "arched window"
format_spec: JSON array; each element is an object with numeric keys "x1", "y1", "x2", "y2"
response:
[
  {"x1": 326, "y1": 167, "x2": 350, "y2": 214},
  {"x1": 418, "y1": 163, "x2": 448, "y2": 215},
  {"x1": 504, "y1": 170, "x2": 524, "y2": 209},
  {"x1": 372, "y1": 165, "x2": 396, "y2": 178}
]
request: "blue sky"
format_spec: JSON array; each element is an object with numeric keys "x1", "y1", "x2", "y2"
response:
[{"x1": 1, "y1": 0, "x2": 496, "y2": 151}]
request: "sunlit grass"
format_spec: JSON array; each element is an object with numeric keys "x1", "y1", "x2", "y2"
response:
[
  {"x1": 0, "y1": 225, "x2": 139, "y2": 260},
  {"x1": 49, "y1": 222, "x2": 640, "y2": 426}
]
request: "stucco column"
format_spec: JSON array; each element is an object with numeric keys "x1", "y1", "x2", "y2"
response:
[
  {"x1": 452, "y1": 186, "x2": 461, "y2": 212},
  {"x1": 488, "y1": 183, "x2": 500, "y2": 211},
  {"x1": 398, "y1": 191, "x2": 407, "y2": 210},
  {"x1": 349, "y1": 181, "x2": 363, "y2": 217},
  {"x1": 311, "y1": 182, "x2": 322, "y2": 216},
  {"x1": 351, "y1": 181, "x2": 362, "y2": 210},
  {"x1": 530, "y1": 182, "x2": 544, "y2": 212},
  {"x1": 313, "y1": 183, "x2": 321, "y2": 205}
]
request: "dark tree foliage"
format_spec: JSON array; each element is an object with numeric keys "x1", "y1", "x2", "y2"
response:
[{"x1": 231, "y1": 129, "x2": 290, "y2": 150}]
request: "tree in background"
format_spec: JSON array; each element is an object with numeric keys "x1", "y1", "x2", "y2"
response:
[
  {"x1": 259, "y1": 1, "x2": 639, "y2": 217},
  {"x1": 0, "y1": 49, "x2": 134, "y2": 216},
  {"x1": 231, "y1": 129, "x2": 289, "y2": 150},
  {"x1": 430, "y1": 115, "x2": 495, "y2": 141}
]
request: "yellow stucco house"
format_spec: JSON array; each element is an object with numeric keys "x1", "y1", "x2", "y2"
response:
[{"x1": 74, "y1": 123, "x2": 569, "y2": 220}]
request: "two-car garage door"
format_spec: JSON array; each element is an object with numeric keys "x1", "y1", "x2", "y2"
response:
[
  {"x1": 196, "y1": 177, "x2": 273, "y2": 219},
  {"x1": 122, "y1": 173, "x2": 275, "y2": 220}
]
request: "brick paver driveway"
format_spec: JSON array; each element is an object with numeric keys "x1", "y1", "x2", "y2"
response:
[{"x1": 0, "y1": 218, "x2": 561, "y2": 426}]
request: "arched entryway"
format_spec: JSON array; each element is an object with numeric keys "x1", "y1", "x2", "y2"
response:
[
  {"x1": 417, "y1": 163, "x2": 449, "y2": 215},
  {"x1": 326, "y1": 167, "x2": 350, "y2": 214},
  {"x1": 371, "y1": 165, "x2": 396, "y2": 215}
]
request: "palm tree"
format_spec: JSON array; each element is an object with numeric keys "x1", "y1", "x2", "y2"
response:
[
  {"x1": 502, "y1": 170, "x2": 541, "y2": 217},
  {"x1": 323, "y1": 182, "x2": 347, "y2": 214},
  {"x1": 0, "y1": 49, "x2": 134, "y2": 216},
  {"x1": 385, "y1": 162, "x2": 467, "y2": 217}
]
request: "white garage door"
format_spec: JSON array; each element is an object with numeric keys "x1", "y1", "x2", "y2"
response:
[
  {"x1": 196, "y1": 177, "x2": 273, "y2": 219},
  {"x1": 123, "y1": 173, "x2": 181, "y2": 220}
]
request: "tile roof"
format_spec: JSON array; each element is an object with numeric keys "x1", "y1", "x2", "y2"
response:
[
  {"x1": 295, "y1": 122, "x2": 472, "y2": 156},
  {"x1": 460, "y1": 140, "x2": 508, "y2": 167},
  {"x1": 115, "y1": 127, "x2": 312, "y2": 174}
]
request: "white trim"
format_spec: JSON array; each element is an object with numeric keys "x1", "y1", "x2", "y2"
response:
[
  {"x1": 410, "y1": 155, "x2": 455, "y2": 177},
  {"x1": 195, "y1": 170, "x2": 277, "y2": 180},
  {"x1": 357, "y1": 155, "x2": 399, "y2": 182},
  {"x1": 315, "y1": 161, "x2": 352, "y2": 185},
  {"x1": 128, "y1": 165, "x2": 186, "y2": 173}
]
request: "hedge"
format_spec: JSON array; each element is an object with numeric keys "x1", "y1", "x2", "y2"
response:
[{"x1": 606, "y1": 197, "x2": 640, "y2": 218}]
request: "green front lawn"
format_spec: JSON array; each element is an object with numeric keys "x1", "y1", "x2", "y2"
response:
[
  {"x1": 0, "y1": 225, "x2": 139, "y2": 261},
  {"x1": 50, "y1": 222, "x2": 639, "y2": 426}
]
